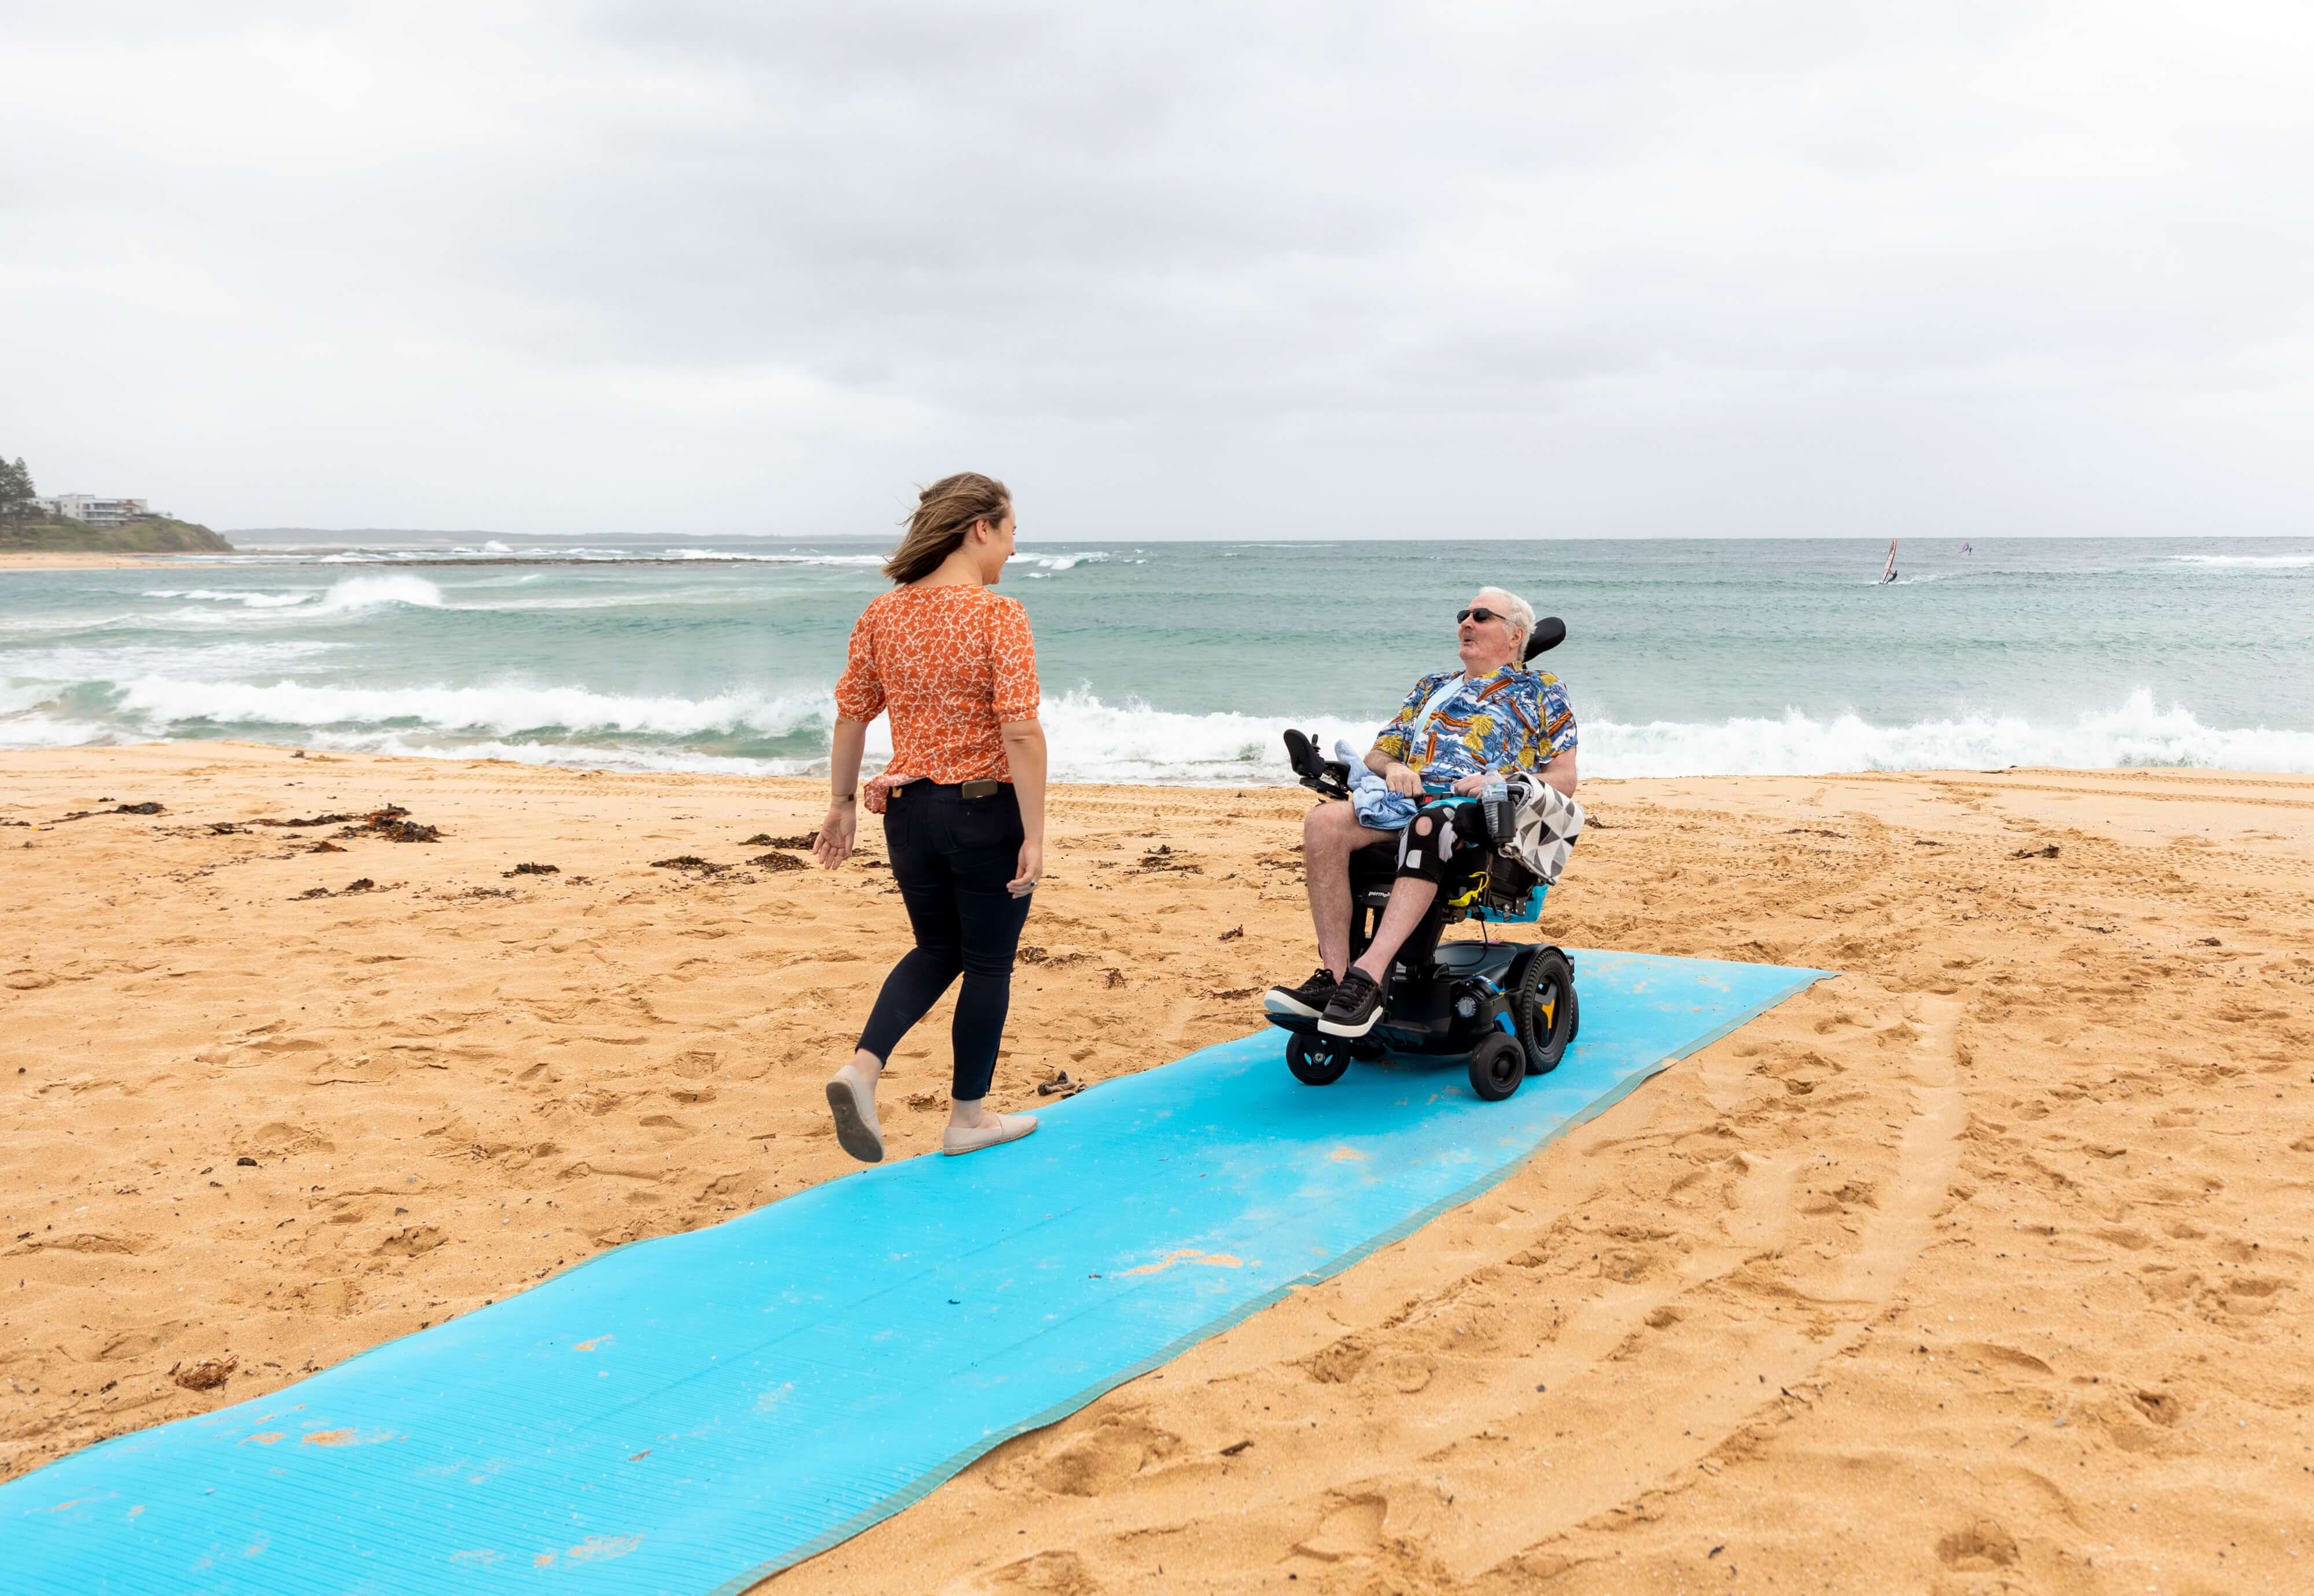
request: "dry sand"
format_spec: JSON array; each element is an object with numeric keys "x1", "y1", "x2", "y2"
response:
[
  {"x1": 4, "y1": 743, "x2": 2310, "y2": 1593},
  {"x1": 0, "y1": 552, "x2": 211, "y2": 572}
]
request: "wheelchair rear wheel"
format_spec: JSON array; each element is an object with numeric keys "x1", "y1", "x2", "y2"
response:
[
  {"x1": 1515, "y1": 947, "x2": 1576, "y2": 1075},
  {"x1": 1286, "y1": 1032, "x2": 1352, "y2": 1086},
  {"x1": 1468, "y1": 1033, "x2": 1526, "y2": 1101}
]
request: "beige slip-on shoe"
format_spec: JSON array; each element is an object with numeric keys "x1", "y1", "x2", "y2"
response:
[
  {"x1": 941, "y1": 1112, "x2": 1038, "y2": 1157},
  {"x1": 825, "y1": 1070, "x2": 885, "y2": 1163}
]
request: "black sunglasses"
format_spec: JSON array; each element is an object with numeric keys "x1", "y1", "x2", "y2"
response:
[{"x1": 1456, "y1": 606, "x2": 1505, "y2": 625}]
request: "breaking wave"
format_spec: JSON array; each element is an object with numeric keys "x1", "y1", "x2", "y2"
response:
[
  {"x1": 4, "y1": 680, "x2": 2308, "y2": 780},
  {"x1": 1580, "y1": 690, "x2": 2314, "y2": 776},
  {"x1": 108, "y1": 677, "x2": 831, "y2": 740},
  {"x1": 138, "y1": 575, "x2": 447, "y2": 618},
  {"x1": 2167, "y1": 554, "x2": 2314, "y2": 569},
  {"x1": 312, "y1": 574, "x2": 445, "y2": 612},
  {"x1": 142, "y1": 588, "x2": 314, "y2": 609}
]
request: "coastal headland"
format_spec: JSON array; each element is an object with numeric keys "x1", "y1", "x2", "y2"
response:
[
  {"x1": 0, "y1": 517, "x2": 233, "y2": 561},
  {"x1": 3, "y1": 744, "x2": 2308, "y2": 1590}
]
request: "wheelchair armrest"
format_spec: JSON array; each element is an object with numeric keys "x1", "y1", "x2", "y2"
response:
[{"x1": 1283, "y1": 728, "x2": 1352, "y2": 801}]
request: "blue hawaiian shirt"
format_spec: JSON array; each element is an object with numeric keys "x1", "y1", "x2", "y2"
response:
[{"x1": 1372, "y1": 665, "x2": 1576, "y2": 792}]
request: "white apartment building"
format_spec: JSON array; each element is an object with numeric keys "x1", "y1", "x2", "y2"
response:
[{"x1": 33, "y1": 494, "x2": 148, "y2": 527}]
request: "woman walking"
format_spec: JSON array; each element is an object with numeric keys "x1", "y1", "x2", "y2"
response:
[{"x1": 816, "y1": 473, "x2": 1047, "y2": 1162}]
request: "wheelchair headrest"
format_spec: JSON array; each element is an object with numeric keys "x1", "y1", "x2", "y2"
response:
[{"x1": 1523, "y1": 616, "x2": 1565, "y2": 662}]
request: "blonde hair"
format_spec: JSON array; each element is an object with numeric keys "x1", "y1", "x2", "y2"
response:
[{"x1": 883, "y1": 472, "x2": 1011, "y2": 584}]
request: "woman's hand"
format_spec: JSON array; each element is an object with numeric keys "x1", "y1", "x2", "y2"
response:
[
  {"x1": 1384, "y1": 761, "x2": 1424, "y2": 799},
  {"x1": 815, "y1": 801, "x2": 857, "y2": 870},
  {"x1": 1008, "y1": 838, "x2": 1042, "y2": 898}
]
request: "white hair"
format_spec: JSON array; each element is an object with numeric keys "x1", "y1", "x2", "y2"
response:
[{"x1": 1474, "y1": 586, "x2": 1535, "y2": 652}]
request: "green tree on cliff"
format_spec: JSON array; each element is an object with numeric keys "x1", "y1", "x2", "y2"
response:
[{"x1": 0, "y1": 455, "x2": 34, "y2": 521}]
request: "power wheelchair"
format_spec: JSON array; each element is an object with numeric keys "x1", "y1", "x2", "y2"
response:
[{"x1": 1267, "y1": 618, "x2": 1579, "y2": 1104}]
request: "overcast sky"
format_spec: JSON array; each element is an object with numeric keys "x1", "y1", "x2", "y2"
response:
[{"x1": 4, "y1": 2, "x2": 2311, "y2": 539}]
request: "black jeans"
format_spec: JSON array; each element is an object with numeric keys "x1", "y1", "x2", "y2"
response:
[{"x1": 857, "y1": 780, "x2": 1034, "y2": 1102}]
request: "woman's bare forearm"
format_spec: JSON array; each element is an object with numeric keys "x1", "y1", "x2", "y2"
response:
[
  {"x1": 1001, "y1": 720, "x2": 1047, "y2": 841},
  {"x1": 829, "y1": 717, "x2": 869, "y2": 801}
]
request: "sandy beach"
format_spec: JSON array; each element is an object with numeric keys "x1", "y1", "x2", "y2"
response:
[
  {"x1": 0, "y1": 552, "x2": 226, "y2": 572},
  {"x1": 5, "y1": 743, "x2": 2309, "y2": 1591}
]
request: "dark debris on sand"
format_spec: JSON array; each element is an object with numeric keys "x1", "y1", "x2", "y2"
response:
[
  {"x1": 651, "y1": 855, "x2": 727, "y2": 874},
  {"x1": 171, "y1": 1356, "x2": 237, "y2": 1393},
  {"x1": 341, "y1": 807, "x2": 442, "y2": 843},
  {"x1": 1133, "y1": 843, "x2": 1203, "y2": 875},
  {"x1": 240, "y1": 803, "x2": 444, "y2": 842},
  {"x1": 57, "y1": 801, "x2": 167, "y2": 821},
  {"x1": 294, "y1": 878, "x2": 383, "y2": 901},
  {"x1": 747, "y1": 852, "x2": 807, "y2": 873},
  {"x1": 1018, "y1": 946, "x2": 1093, "y2": 969},
  {"x1": 504, "y1": 861, "x2": 559, "y2": 877},
  {"x1": 745, "y1": 832, "x2": 819, "y2": 850}
]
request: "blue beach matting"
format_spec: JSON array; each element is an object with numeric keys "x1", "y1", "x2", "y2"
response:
[{"x1": 6, "y1": 949, "x2": 1830, "y2": 1595}]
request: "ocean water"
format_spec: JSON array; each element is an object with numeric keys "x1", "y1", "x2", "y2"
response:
[{"x1": 3, "y1": 536, "x2": 2311, "y2": 783}]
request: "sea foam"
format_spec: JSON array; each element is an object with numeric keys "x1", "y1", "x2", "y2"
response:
[
  {"x1": 141, "y1": 588, "x2": 315, "y2": 609},
  {"x1": 2166, "y1": 553, "x2": 2314, "y2": 569},
  {"x1": 312, "y1": 574, "x2": 446, "y2": 612},
  {"x1": 109, "y1": 676, "x2": 830, "y2": 739},
  {"x1": 18, "y1": 680, "x2": 2306, "y2": 779},
  {"x1": 1580, "y1": 689, "x2": 2314, "y2": 776}
]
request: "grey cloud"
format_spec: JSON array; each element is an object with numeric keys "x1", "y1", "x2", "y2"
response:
[{"x1": 1, "y1": 1, "x2": 2310, "y2": 534}]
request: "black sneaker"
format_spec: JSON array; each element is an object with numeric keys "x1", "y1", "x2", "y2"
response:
[
  {"x1": 1264, "y1": 967, "x2": 1337, "y2": 1020},
  {"x1": 1318, "y1": 968, "x2": 1385, "y2": 1038}
]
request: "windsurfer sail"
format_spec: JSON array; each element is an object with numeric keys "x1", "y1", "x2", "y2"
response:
[
  {"x1": 1959, "y1": 540, "x2": 1973, "y2": 554},
  {"x1": 1881, "y1": 539, "x2": 1899, "y2": 584}
]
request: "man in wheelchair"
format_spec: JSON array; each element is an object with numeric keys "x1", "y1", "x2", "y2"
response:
[{"x1": 1266, "y1": 587, "x2": 1579, "y2": 1043}]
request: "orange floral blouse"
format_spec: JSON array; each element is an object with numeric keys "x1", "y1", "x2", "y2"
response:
[{"x1": 833, "y1": 585, "x2": 1040, "y2": 803}]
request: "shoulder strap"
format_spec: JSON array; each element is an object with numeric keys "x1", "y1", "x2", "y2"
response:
[{"x1": 1406, "y1": 673, "x2": 1465, "y2": 745}]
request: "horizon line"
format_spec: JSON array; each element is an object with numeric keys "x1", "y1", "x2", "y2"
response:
[{"x1": 218, "y1": 528, "x2": 2314, "y2": 544}]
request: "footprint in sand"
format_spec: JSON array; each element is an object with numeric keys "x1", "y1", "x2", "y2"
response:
[{"x1": 1933, "y1": 1518, "x2": 2019, "y2": 1572}]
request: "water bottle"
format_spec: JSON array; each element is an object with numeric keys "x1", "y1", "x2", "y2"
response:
[{"x1": 1481, "y1": 773, "x2": 1512, "y2": 846}]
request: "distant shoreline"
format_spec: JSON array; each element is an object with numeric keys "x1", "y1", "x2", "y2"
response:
[
  {"x1": 0, "y1": 550, "x2": 879, "y2": 572},
  {"x1": 0, "y1": 550, "x2": 238, "y2": 572}
]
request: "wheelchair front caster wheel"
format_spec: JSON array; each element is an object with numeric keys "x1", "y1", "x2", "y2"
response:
[
  {"x1": 1286, "y1": 1032, "x2": 1352, "y2": 1086},
  {"x1": 1468, "y1": 1033, "x2": 1526, "y2": 1102}
]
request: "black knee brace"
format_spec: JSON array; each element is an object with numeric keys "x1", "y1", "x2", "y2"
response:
[{"x1": 1395, "y1": 801, "x2": 1472, "y2": 887}]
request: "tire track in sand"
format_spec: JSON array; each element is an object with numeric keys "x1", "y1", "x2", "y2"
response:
[{"x1": 1457, "y1": 996, "x2": 1966, "y2": 1587}]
